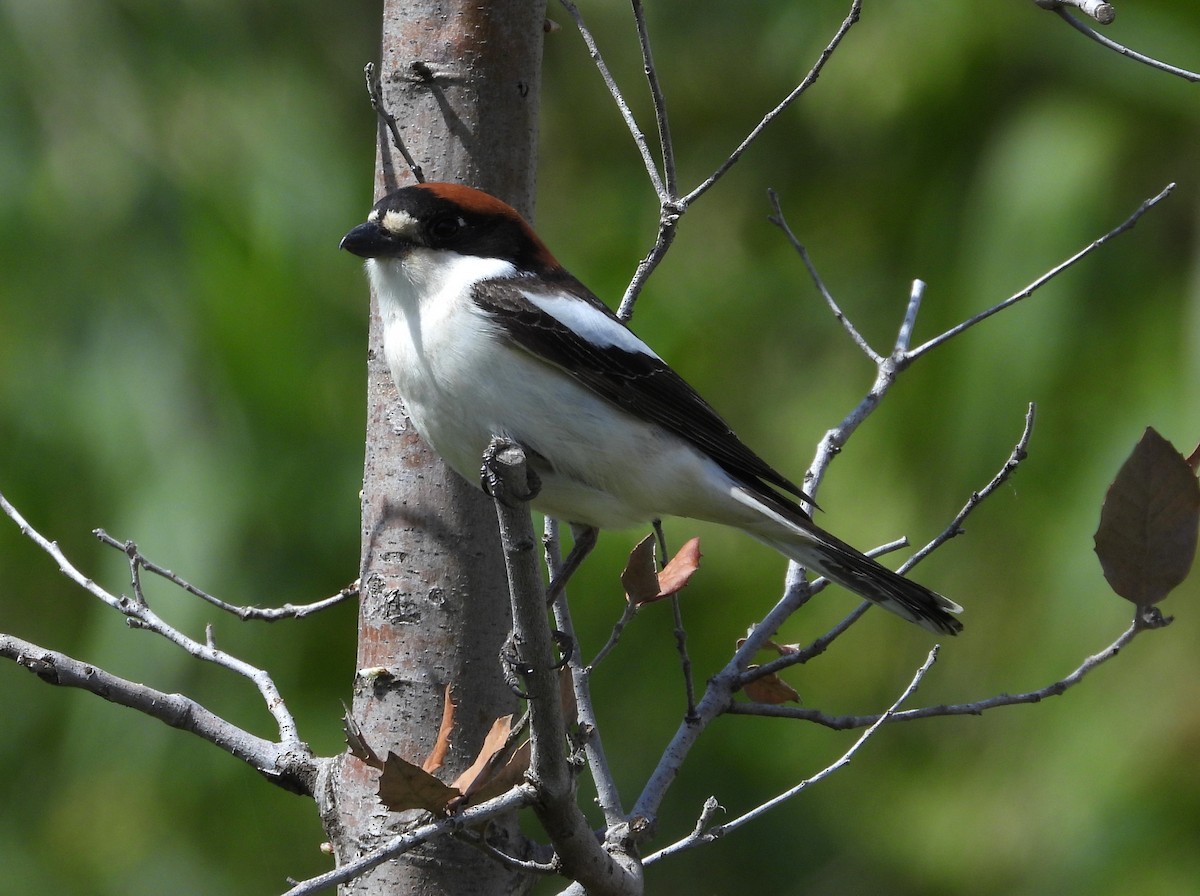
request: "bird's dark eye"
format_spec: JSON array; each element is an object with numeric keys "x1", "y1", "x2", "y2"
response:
[{"x1": 428, "y1": 215, "x2": 464, "y2": 241}]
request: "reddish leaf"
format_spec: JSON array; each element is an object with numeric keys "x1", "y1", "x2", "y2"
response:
[
  {"x1": 451, "y1": 714, "x2": 517, "y2": 797},
  {"x1": 467, "y1": 740, "x2": 531, "y2": 805},
  {"x1": 622, "y1": 534, "x2": 703, "y2": 605},
  {"x1": 621, "y1": 534, "x2": 660, "y2": 604},
  {"x1": 1094, "y1": 427, "x2": 1200, "y2": 605},
  {"x1": 743, "y1": 667, "x2": 802, "y2": 704},
  {"x1": 377, "y1": 751, "x2": 460, "y2": 813},
  {"x1": 422, "y1": 686, "x2": 455, "y2": 774},
  {"x1": 656, "y1": 537, "x2": 702, "y2": 598}
]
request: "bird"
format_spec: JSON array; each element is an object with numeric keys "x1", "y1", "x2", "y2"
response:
[{"x1": 340, "y1": 182, "x2": 963, "y2": 635}]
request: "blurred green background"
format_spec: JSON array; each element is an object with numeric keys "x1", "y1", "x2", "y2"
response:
[{"x1": 1, "y1": 1, "x2": 1197, "y2": 894}]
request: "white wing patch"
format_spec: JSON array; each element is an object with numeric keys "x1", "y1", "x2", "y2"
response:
[{"x1": 522, "y1": 291, "x2": 661, "y2": 358}]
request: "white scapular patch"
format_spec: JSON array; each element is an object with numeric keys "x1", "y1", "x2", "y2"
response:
[{"x1": 522, "y1": 292, "x2": 661, "y2": 358}]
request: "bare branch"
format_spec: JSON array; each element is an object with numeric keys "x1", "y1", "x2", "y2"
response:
[
  {"x1": 587, "y1": 599, "x2": 641, "y2": 671},
  {"x1": 0, "y1": 633, "x2": 317, "y2": 795},
  {"x1": 746, "y1": 404, "x2": 1037, "y2": 684},
  {"x1": 683, "y1": 0, "x2": 862, "y2": 208},
  {"x1": 731, "y1": 609, "x2": 1169, "y2": 727},
  {"x1": 645, "y1": 647, "x2": 939, "y2": 865},
  {"x1": 912, "y1": 183, "x2": 1176, "y2": 357},
  {"x1": 485, "y1": 440, "x2": 642, "y2": 895},
  {"x1": 768, "y1": 188, "x2": 880, "y2": 362},
  {"x1": 556, "y1": 0, "x2": 665, "y2": 199},
  {"x1": 547, "y1": 521, "x2": 627, "y2": 827},
  {"x1": 364, "y1": 62, "x2": 425, "y2": 184},
  {"x1": 94, "y1": 529, "x2": 357, "y2": 621},
  {"x1": 0, "y1": 491, "x2": 304, "y2": 748},
  {"x1": 631, "y1": 0, "x2": 676, "y2": 197},
  {"x1": 615, "y1": 2, "x2": 863, "y2": 317},
  {"x1": 1033, "y1": 0, "x2": 1115, "y2": 25},
  {"x1": 903, "y1": 402, "x2": 1036, "y2": 567},
  {"x1": 282, "y1": 785, "x2": 538, "y2": 896},
  {"x1": 617, "y1": 212, "x2": 679, "y2": 321},
  {"x1": 1041, "y1": 5, "x2": 1200, "y2": 81}
]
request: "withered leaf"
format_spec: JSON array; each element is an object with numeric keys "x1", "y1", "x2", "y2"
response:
[
  {"x1": 467, "y1": 740, "x2": 532, "y2": 805},
  {"x1": 743, "y1": 667, "x2": 802, "y2": 704},
  {"x1": 622, "y1": 534, "x2": 703, "y2": 605},
  {"x1": 559, "y1": 666, "x2": 578, "y2": 727},
  {"x1": 343, "y1": 707, "x2": 382, "y2": 769},
  {"x1": 451, "y1": 714, "x2": 516, "y2": 798},
  {"x1": 1094, "y1": 427, "x2": 1200, "y2": 605},
  {"x1": 735, "y1": 635, "x2": 799, "y2": 656},
  {"x1": 656, "y1": 537, "x2": 702, "y2": 598},
  {"x1": 621, "y1": 534, "x2": 660, "y2": 604},
  {"x1": 422, "y1": 685, "x2": 456, "y2": 774},
  {"x1": 377, "y1": 751, "x2": 459, "y2": 813}
]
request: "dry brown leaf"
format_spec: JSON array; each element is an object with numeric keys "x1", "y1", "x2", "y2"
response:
[
  {"x1": 621, "y1": 534, "x2": 660, "y2": 604},
  {"x1": 656, "y1": 537, "x2": 702, "y2": 598},
  {"x1": 743, "y1": 667, "x2": 802, "y2": 704},
  {"x1": 622, "y1": 534, "x2": 703, "y2": 605},
  {"x1": 451, "y1": 714, "x2": 515, "y2": 796},
  {"x1": 735, "y1": 636, "x2": 799, "y2": 656},
  {"x1": 1094, "y1": 427, "x2": 1200, "y2": 605},
  {"x1": 377, "y1": 751, "x2": 460, "y2": 813},
  {"x1": 559, "y1": 667, "x2": 578, "y2": 727},
  {"x1": 343, "y1": 708, "x2": 382, "y2": 769},
  {"x1": 422, "y1": 685, "x2": 456, "y2": 774},
  {"x1": 467, "y1": 740, "x2": 532, "y2": 805}
]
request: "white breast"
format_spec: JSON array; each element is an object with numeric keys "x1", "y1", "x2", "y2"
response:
[{"x1": 365, "y1": 251, "x2": 750, "y2": 531}]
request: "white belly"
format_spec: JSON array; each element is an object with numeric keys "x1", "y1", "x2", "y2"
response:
[{"x1": 368, "y1": 254, "x2": 750, "y2": 530}]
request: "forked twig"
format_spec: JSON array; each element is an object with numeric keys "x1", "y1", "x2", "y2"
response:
[{"x1": 645, "y1": 647, "x2": 939, "y2": 865}]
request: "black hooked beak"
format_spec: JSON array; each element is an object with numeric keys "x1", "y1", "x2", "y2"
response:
[{"x1": 340, "y1": 220, "x2": 394, "y2": 258}]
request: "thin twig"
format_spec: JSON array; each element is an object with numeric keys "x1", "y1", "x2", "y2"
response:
[
  {"x1": 682, "y1": 0, "x2": 862, "y2": 207},
  {"x1": 631, "y1": 0, "x2": 675, "y2": 198},
  {"x1": 645, "y1": 647, "x2": 939, "y2": 865},
  {"x1": 1033, "y1": 0, "x2": 1115, "y2": 24},
  {"x1": 768, "y1": 188, "x2": 880, "y2": 362},
  {"x1": 557, "y1": 0, "x2": 664, "y2": 198},
  {"x1": 0, "y1": 633, "x2": 317, "y2": 794},
  {"x1": 364, "y1": 62, "x2": 425, "y2": 184},
  {"x1": 731, "y1": 611, "x2": 1168, "y2": 726},
  {"x1": 613, "y1": 1, "x2": 862, "y2": 317},
  {"x1": 0, "y1": 492, "x2": 304, "y2": 748},
  {"x1": 746, "y1": 404, "x2": 1037, "y2": 684},
  {"x1": 617, "y1": 213, "x2": 679, "y2": 321},
  {"x1": 902, "y1": 402, "x2": 1036, "y2": 568},
  {"x1": 94, "y1": 530, "x2": 357, "y2": 621},
  {"x1": 547, "y1": 523, "x2": 627, "y2": 827},
  {"x1": 282, "y1": 785, "x2": 537, "y2": 896},
  {"x1": 653, "y1": 521, "x2": 698, "y2": 720},
  {"x1": 588, "y1": 600, "x2": 640, "y2": 671},
  {"x1": 912, "y1": 184, "x2": 1176, "y2": 357},
  {"x1": 1051, "y1": 8, "x2": 1200, "y2": 81},
  {"x1": 452, "y1": 826, "x2": 557, "y2": 874}
]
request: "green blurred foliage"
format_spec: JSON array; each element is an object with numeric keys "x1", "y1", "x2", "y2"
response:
[{"x1": 1, "y1": 1, "x2": 1197, "y2": 894}]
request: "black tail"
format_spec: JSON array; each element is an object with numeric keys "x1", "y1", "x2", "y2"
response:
[{"x1": 751, "y1": 520, "x2": 964, "y2": 636}]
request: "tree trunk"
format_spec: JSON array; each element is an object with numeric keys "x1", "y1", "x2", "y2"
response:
[{"x1": 318, "y1": 2, "x2": 547, "y2": 893}]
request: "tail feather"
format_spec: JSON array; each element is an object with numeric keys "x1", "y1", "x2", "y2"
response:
[{"x1": 733, "y1": 489, "x2": 963, "y2": 635}]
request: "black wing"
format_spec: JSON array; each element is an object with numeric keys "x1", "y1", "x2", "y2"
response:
[{"x1": 472, "y1": 275, "x2": 815, "y2": 517}]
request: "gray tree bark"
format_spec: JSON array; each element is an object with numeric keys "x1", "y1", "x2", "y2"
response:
[{"x1": 317, "y1": 2, "x2": 547, "y2": 893}]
